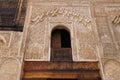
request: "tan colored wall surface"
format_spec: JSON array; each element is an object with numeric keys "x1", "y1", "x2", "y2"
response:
[
  {"x1": 0, "y1": 0, "x2": 120, "y2": 80},
  {"x1": 0, "y1": 31, "x2": 22, "y2": 80}
]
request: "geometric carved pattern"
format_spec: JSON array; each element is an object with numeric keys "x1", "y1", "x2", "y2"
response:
[
  {"x1": 10, "y1": 32, "x2": 22, "y2": 56},
  {"x1": 103, "y1": 43, "x2": 117, "y2": 58},
  {"x1": 28, "y1": 22, "x2": 45, "y2": 44},
  {"x1": 75, "y1": 19, "x2": 98, "y2": 60},
  {"x1": 0, "y1": 59, "x2": 20, "y2": 80},
  {"x1": 25, "y1": 21, "x2": 45, "y2": 60},
  {"x1": 25, "y1": 5, "x2": 98, "y2": 61},
  {"x1": 25, "y1": 45, "x2": 44, "y2": 60},
  {"x1": 104, "y1": 60, "x2": 120, "y2": 80},
  {"x1": 78, "y1": 43, "x2": 97, "y2": 60},
  {"x1": 77, "y1": 32, "x2": 96, "y2": 43},
  {"x1": 0, "y1": 32, "x2": 22, "y2": 57}
]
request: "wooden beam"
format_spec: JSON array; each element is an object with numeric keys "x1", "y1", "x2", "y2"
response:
[
  {"x1": 24, "y1": 61, "x2": 99, "y2": 71},
  {"x1": 23, "y1": 71, "x2": 100, "y2": 79},
  {"x1": 23, "y1": 61, "x2": 101, "y2": 79}
]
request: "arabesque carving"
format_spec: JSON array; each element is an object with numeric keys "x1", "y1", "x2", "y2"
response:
[
  {"x1": 31, "y1": 8, "x2": 92, "y2": 26},
  {"x1": 104, "y1": 60, "x2": 120, "y2": 80},
  {"x1": 78, "y1": 43, "x2": 97, "y2": 60}
]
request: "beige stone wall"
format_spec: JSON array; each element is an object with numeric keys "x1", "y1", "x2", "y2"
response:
[
  {"x1": 92, "y1": 1, "x2": 120, "y2": 80},
  {"x1": 21, "y1": 0, "x2": 120, "y2": 80},
  {"x1": 0, "y1": 0, "x2": 120, "y2": 80},
  {"x1": 0, "y1": 31, "x2": 23, "y2": 80},
  {"x1": 23, "y1": 0, "x2": 99, "y2": 61}
]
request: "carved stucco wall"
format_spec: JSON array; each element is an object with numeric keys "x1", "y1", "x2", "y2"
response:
[
  {"x1": 23, "y1": 1, "x2": 99, "y2": 61},
  {"x1": 104, "y1": 60, "x2": 120, "y2": 80},
  {"x1": 0, "y1": 31, "x2": 22, "y2": 80},
  {"x1": 21, "y1": 0, "x2": 120, "y2": 80},
  {"x1": 0, "y1": 59, "x2": 20, "y2": 80},
  {"x1": 0, "y1": 0, "x2": 120, "y2": 80},
  {"x1": 94, "y1": 3, "x2": 120, "y2": 80}
]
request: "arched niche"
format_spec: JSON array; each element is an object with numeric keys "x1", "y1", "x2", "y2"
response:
[{"x1": 50, "y1": 25, "x2": 72, "y2": 62}]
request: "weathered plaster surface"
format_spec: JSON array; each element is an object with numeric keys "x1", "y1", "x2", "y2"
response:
[{"x1": 0, "y1": 0, "x2": 120, "y2": 80}]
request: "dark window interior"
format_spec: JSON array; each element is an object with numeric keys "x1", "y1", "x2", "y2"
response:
[
  {"x1": 51, "y1": 29, "x2": 71, "y2": 48},
  {"x1": 61, "y1": 29, "x2": 71, "y2": 48},
  {"x1": 51, "y1": 28, "x2": 72, "y2": 61}
]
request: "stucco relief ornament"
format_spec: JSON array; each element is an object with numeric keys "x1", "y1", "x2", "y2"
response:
[
  {"x1": 31, "y1": 8, "x2": 60, "y2": 25},
  {"x1": 0, "y1": 35, "x2": 6, "y2": 45},
  {"x1": 113, "y1": 14, "x2": 120, "y2": 25},
  {"x1": 79, "y1": 43, "x2": 97, "y2": 59},
  {"x1": 31, "y1": 8, "x2": 92, "y2": 27}
]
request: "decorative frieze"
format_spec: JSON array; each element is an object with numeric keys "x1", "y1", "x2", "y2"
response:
[{"x1": 31, "y1": 8, "x2": 92, "y2": 27}]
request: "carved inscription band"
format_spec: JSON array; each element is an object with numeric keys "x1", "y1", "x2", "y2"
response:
[{"x1": 31, "y1": 8, "x2": 92, "y2": 26}]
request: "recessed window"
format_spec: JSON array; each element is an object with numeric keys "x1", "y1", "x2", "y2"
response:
[{"x1": 51, "y1": 28, "x2": 72, "y2": 61}]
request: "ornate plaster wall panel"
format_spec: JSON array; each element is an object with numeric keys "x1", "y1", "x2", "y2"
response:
[
  {"x1": 24, "y1": 1, "x2": 100, "y2": 61},
  {"x1": 0, "y1": 32, "x2": 11, "y2": 57},
  {"x1": 0, "y1": 31, "x2": 23, "y2": 80},
  {"x1": 94, "y1": 4, "x2": 120, "y2": 59},
  {"x1": 9, "y1": 32, "x2": 23, "y2": 57},
  {"x1": 0, "y1": 1, "x2": 120, "y2": 80},
  {"x1": 25, "y1": 22, "x2": 45, "y2": 60},
  {"x1": 105, "y1": 6, "x2": 120, "y2": 42},
  {"x1": 104, "y1": 60, "x2": 120, "y2": 80},
  {"x1": 102, "y1": 43, "x2": 117, "y2": 58},
  {"x1": 105, "y1": 5, "x2": 120, "y2": 59},
  {"x1": 77, "y1": 43, "x2": 98, "y2": 60},
  {"x1": 0, "y1": 31, "x2": 22, "y2": 58},
  {"x1": 75, "y1": 21, "x2": 99, "y2": 60},
  {"x1": 0, "y1": 32, "x2": 11, "y2": 47},
  {"x1": 94, "y1": 4, "x2": 120, "y2": 80},
  {"x1": 0, "y1": 59, "x2": 20, "y2": 80}
]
